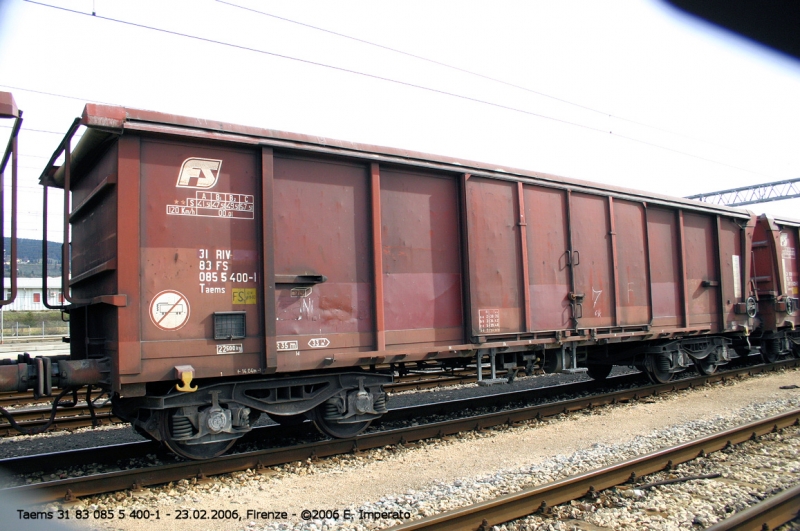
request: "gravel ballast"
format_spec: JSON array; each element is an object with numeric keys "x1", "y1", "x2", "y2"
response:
[
  {"x1": 0, "y1": 366, "x2": 633, "y2": 461},
  {"x1": 2, "y1": 367, "x2": 798, "y2": 530}
]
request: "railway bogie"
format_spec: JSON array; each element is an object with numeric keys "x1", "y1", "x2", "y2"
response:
[
  {"x1": 113, "y1": 371, "x2": 390, "y2": 459},
  {"x1": 1, "y1": 94, "x2": 799, "y2": 458}
]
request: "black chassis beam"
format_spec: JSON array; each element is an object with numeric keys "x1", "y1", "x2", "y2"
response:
[
  {"x1": 627, "y1": 336, "x2": 731, "y2": 371},
  {"x1": 115, "y1": 371, "x2": 392, "y2": 418},
  {"x1": 678, "y1": 336, "x2": 731, "y2": 360}
]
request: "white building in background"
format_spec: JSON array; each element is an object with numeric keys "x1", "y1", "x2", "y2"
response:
[{"x1": 2, "y1": 277, "x2": 64, "y2": 311}]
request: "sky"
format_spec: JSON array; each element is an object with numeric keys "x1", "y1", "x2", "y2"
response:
[{"x1": 0, "y1": 0, "x2": 799, "y2": 243}]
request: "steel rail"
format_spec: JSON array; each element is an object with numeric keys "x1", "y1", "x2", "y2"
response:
[
  {"x1": 0, "y1": 371, "x2": 570, "y2": 436},
  {"x1": 705, "y1": 483, "x2": 800, "y2": 531},
  {"x1": 0, "y1": 404, "x2": 116, "y2": 436},
  {"x1": 0, "y1": 372, "x2": 490, "y2": 434},
  {"x1": 388, "y1": 374, "x2": 473, "y2": 391},
  {"x1": 0, "y1": 392, "x2": 54, "y2": 409},
  {"x1": 386, "y1": 408, "x2": 800, "y2": 531},
  {"x1": 0, "y1": 370, "x2": 636, "y2": 439},
  {"x1": 0, "y1": 359, "x2": 796, "y2": 504},
  {"x1": 386, "y1": 371, "x2": 509, "y2": 393},
  {"x1": 0, "y1": 372, "x2": 644, "y2": 476},
  {"x1": 0, "y1": 412, "x2": 118, "y2": 436},
  {"x1": 0, "y1": 356, "x2": 792, "y2": 440},
  {"x1": 0, "y1": 353, "x2": 785, "y2": 433},
  {"x1": 393, "y1": 357, "x2": 798, "y2": 424}
]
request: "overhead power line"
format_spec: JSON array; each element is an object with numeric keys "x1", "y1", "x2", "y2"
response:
[
  {"x1": 19, "y1": 0, "x2": 771, "y2": 179},
  {"x1": 0, "y1": 83, "x2": 117, "y2": 106},
  {"x1": 686, "y1": 178, "x2": 800, "y2": 206},
  {"x1": 216, "y1": 0, "x2": 733, "y2": 152},
  {"x1": 0, "y1": 124, "x2": 63, "y2": 134}
]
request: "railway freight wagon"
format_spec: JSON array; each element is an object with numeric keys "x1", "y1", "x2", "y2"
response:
[
  {"x1": 0, "y1": 103, "x2": 765, "y2": 458},
  {"x1": 750, "y1": 215, "x2": 800, "y2": 360}
]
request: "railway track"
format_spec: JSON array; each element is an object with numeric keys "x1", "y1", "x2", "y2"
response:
[
  {"x1": 0, "y1": 358, "x2": 796, "y2": 505},
  {"x1": 387, "y1": 368, "x2": 512, "y2": 392},
  {"x1": 0, "y1": 369, "x2": 492, "y2": 437},
  {"x1": 385, "y1": 408, "x2": 800, "y2": 530},
  {"x1": 0, "y1": 402, "x2": 116, "y2": 436},
  {"x1": 706, "y1": 483, "x2": 800, "y2": 531},
  {"x1": 0, "y1": 352, "x2": 785, "y2": 437},
  {"x1": 0, "y1": 392, "x2": 53, "y2": 409},
  {"x1": 0, "y1": 387, "x2": 116, "y2": 436}
]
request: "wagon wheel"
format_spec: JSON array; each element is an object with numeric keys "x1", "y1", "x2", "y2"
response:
[
  {"x1": 157, "y1": 409, "x2": 237, "y2": 460},
  {"x1": 760, "y1": 338, "x2": 780, "y2": 363},
  {"x1": 645, "y1": 354, "x2": 674, "y2": 384},
  {"x1": 307, "y1": 405, "x2": 371, "y2": 439},
  {"x1": 586, "y1": 364, "x2": 612, "y2": 381},
  {"x1": 541, "y1": 352, "x2": 561, "y2": 374},
  {"x1": 693, "y1": 356, "x2": 717, "y2": 376}
]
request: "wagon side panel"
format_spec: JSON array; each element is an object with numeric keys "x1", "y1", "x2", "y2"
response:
[
  {"x1": 682, "y1": 212, "x2": 721, "y2": 329},
  {"x1": 646, "y1": 207, "x2": 682, "y2": 328},
  {"x1": 379, "y1": 167, "x2": 463, "y2": 348},
  {"x1": 613, "y1": 199, "x2": 650, "y2": 326},
  {"x1": 717, "y1": 216, "x2": 744, "y2": 329},
  {"x1": 569, "y1": 192, "x2": 614, "y2": 328},
  {"x1": 137, "y1": 138, "x2": 263, "y2": 381},
  {"x1": 273, "y1": 154, "x2": 374, "y2": 369},
  {"x1": 465, "y1": 177, "x2": 524, "y2": 338},
  {"x1": 523, "y1": 185, "x2": 570, "y2": 331}
]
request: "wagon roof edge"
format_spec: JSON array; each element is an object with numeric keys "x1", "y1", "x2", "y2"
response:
[{"x1": 61, "y1": 103, "x2": 752, "y2": 219}]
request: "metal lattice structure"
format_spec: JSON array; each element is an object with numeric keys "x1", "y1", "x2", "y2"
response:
[{"x1": 687, "y1": 177, "x2": 800, "y2": 206}]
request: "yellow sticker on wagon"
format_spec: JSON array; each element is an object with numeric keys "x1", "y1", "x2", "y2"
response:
[{"x1": 232, "y1": 288, "x2": 257, "y2": 305}]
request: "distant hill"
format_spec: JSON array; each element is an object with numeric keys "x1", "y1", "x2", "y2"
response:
[
  {"x1": 3, "y1": 238, "x2": 62, "y2": 278},
  {"x1": 3, "y1": 237, "x2": 62, "y2": 264}
]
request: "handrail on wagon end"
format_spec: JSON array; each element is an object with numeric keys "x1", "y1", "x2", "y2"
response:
[
  {"x1": 0, "y1": 92, "x2": 21, "y2": 308},
  {"x1": 39, "y1": 117, "x2": 90, "y2": 309}
]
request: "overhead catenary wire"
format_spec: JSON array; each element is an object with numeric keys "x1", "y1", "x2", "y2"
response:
[
  {"x1": 215, "y1": 0, "x2": 736, "y2": 153},
  {"x1": 15, "y1": 0, "x2": 774, "y2": 179},
  {"x1": 0, "y1": 124, "x2": 63, "y2": 135},
  {"x1": 0, "y1": 83, "x2": 118, "y2": 106}
]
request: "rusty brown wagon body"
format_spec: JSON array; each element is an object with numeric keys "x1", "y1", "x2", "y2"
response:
[
  {"x1": 1, "y1": 101, "x2": 784, "y2": 458},
  {"x1": 750, "y1": 215, "x2": 800, "y2": 361}
]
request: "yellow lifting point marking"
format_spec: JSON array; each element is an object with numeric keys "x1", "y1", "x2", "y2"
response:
[{"x1": 176, "y1": 372, "x2": 198, "y2": 392}]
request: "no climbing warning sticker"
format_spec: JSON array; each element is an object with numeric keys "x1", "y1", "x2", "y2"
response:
[{"x1": 149, "y1": 290, "x2": 191, "y2": 331}]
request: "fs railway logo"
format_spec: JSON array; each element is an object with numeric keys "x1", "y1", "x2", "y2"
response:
[{"x1": 176, "y1": 158, "x2": 223, "y2": 189}]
